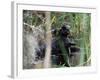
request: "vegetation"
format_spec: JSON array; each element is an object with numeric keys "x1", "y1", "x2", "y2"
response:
[{"x1": 23, "y1": 10, "x2": 91, "y2": 69}]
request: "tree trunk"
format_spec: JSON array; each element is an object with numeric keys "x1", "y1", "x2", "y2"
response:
[{"x1": 43, "y1": 12, "x2": 52, "y2": 68}]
